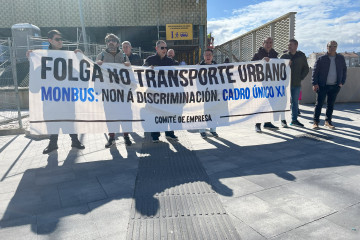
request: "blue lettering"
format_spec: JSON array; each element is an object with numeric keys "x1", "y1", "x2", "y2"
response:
[
  {"x1": 41, "y1": 87, "x2": 52, "y2": 101},
  {"x1": 223, "y1": 89, "x2": 228, "y2": 101},
  {"x1": 53, "y1": 87, "x2": 61, "y2": 102}
]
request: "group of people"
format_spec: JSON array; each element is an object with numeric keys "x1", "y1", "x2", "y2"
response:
[{"x1": 36, "y1": 30, "x2": 347, "y2": 154}]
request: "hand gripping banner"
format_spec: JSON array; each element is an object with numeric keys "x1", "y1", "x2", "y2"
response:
[{"x1": 29, "y1": 50, "x2": 291, "y2": 134}]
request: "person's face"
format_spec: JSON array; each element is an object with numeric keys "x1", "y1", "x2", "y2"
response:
[
  {"x1": 122, "y1": 43, "x2": 132, "y2": 55},
  {"x1": 327, "y1": 42, "x2": 337, "y2": 55},
  {"x1": 204, "y1": 51, "x2": 213, "y2": 64},
  {"x1": 263, "y1": 38, "x2": 273, "y2": 52},
  {"x1": 288, "y1": 41, "x2": 298, "y2": 53},
  {"x1": 48, "y1": 34, "x2": 63, "y2": 50},
  {"x1": 167, "y1": 49, "x2": 175, "y2": 58},
  {"x1": 106, "y1": 38, "x2": 119, "y2": 52},
  {"x1": 156, "y1": 42, "x2": 167, "y2": 58}
]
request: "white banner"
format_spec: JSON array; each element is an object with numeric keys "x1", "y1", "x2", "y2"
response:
[{"x1": 29, "y1": 50, "x2": 290, "y2": 134}]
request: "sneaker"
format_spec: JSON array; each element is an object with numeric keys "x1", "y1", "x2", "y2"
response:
[
  {"x1": 290, "y1": 120, "x2": 304, "y2": 127},
  {"x1": 298, "y1": 109, "x2": 301, "y2": 115},
  {"x1": 152, "y1": 137, "x2": 160, "y2": 143},
  {"x1": 124, "y1": 136, "x2": 132, "y2": 146},
  {"x1": 312, "y1": 122, "x2": 320, "y2": 130},
  {"x1": 105, "y1": 138, "x2": 115, "y2": 148},
  {"x1": 210, "y1": 132, "x2": 219, "y2": 137},
  {"x1": 71, "y1": 140, "x2": 85, "y2": 149},
  {"x1": 281, "y1": 120, "x2": 288, "y2": 128},
  {"x1": 43, "y1": 143, "x2": 58, "y2": 154},
  {"x1": 255, "y1": 123, "x2": 262, "y2": 133},
  {"x1": 324, "y1": 120, "x2": 335, "y2": 129},
  {"x1": 263, "y1": 122, "x2": 279, "y2": 130},
  {"x1": 200, "y1": 132, "x2": 207, "y2": 139},
  {"x1": 166, "y1": 133, "x2": 178, "y2": 141}
]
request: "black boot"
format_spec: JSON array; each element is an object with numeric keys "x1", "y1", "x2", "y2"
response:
[
  {"x1": 43, "y1": 141, "x2": 58, "y2": 154},
  {"x1": 71, "y1": 139, "x2": 85, "y2": 149},
  {"x1": 124, "y1": 136, "x2": 132, "y2": 146}
]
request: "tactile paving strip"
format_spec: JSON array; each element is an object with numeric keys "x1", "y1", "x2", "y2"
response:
[{"x1": 126, "y1": 135, "x2": 241, "y2": 239}]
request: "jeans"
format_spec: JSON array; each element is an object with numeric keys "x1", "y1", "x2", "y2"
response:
[
  {"x1": 290, "y1": 86, "x2": 301, "y2": 122},
  {"x1": 313, "y1": 85, "x2": 341, "y2": 123},
  {"x1": 199, "y1": 128, "x2": 216, "y2": 133}
]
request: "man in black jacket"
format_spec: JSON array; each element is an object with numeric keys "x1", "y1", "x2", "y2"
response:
[
  {"x1": 312, "y1": 40, "x2": 346, "y2": 129},
  {"x1": 251, "y1": 37, "x2": 279, "y2": 133},
  {"x1": 122, "y1": 41, "x2": 142, "y2": 66},
  {"x1": 143, "y1": 40, "x2": 178, "y2": 143},
  {"x1": 280, "y1": 39, "x2": 309, "y2": 128}
]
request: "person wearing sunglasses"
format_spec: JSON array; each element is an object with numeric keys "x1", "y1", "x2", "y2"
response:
[
  {"x1": 35, "y1": 30, "x2": 85, "y2": 154},
  {"x1": 143, "y1": 40, "x2": 178, "y2": 143},
  {"x1": 96, "y1": 34, "x2": 132, "y2": 148},
  {"x1": 312, "y1": 40, "x2": 347, "y2": 130}
]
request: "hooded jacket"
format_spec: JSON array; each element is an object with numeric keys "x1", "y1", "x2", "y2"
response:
[{"x1": 281, "y1": 51, "x2": 309, "y2": 87}]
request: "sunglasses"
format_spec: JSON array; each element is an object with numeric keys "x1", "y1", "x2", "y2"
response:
[
  {"x1": 106, "y1": 39, "x2": 118, "y2": 43},
  {"x1": 160, "y1": 46, "x2": 167, "y2": 50},
  {"x1": 54, "y1": 38, "x2": 63, "y2": 42}
]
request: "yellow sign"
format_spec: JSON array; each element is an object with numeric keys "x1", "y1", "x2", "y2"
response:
[{"x1": 166, "y1": 24, "x2": 193, "y2": 40}]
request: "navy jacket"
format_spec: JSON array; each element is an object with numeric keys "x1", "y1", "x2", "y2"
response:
[{"x1": 312, "y1": 53, "x2": 347, "y2": 86}]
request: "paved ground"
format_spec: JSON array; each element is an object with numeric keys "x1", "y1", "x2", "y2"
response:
[{"x1": 0, "y1": 103, "x2": 359, "y2": 239}]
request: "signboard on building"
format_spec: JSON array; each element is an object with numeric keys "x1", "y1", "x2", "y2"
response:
[{"x1": 166, "y1": 24, "x2": 193, "y2": 40}]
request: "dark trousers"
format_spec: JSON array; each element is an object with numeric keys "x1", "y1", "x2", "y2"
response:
[
  {"x1": 49, "y1": 134, "x2": 78, "y2": 144},
  {"x1": 313, "y1": 85, "x2": 341, "y2": 123},
  {"x1": 151, "y1": 131, "x2": 174, "y2": 138},
  {"x1": 109, "y1": 133, "x2": 129, "y2": 138}
]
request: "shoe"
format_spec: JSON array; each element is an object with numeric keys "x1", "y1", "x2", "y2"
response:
[
  {"x1": 43, "y1": 143, "x2": 58, "y2": 154},
  {"x1": 71, "y1": 140, "x2": 85, "y2": 149},
  {"x1": 298, "y1": 109, "x2": 301, "y2": 115},
  {"x1": 281, "y1": 120, "x2": 288, "y2": 128},
  {"x1": 210, "y1": 132, "x2": 219, "y2": 137},
  {"x1": 263, "y1": 122, "x2": 279, "y2": 130},
  {"x1": 105, "y1": 138, "x2": 115, "y2": 148},
  {"x1": 255, "y1": 123, "x2": 262, "y2": 133},
  {"x1": 290, "y1": 120, "x2": 304, "y2": 127},
  {"x1": 166, "y1": 133, "x2": 178, "y2": 141},
  {"x1": 152, "y1": 137, "x2": 160, "y2": 143},
  {"x1": 124, "y1": 136, "x2": 132, "y2": 146},
  {"x1": 324, "y1": 120, "x2": 335, "y2": 129},
  {"x1": 200, "y1": 132, "x2": 207, "y2": 139},
  {"x1": 312, "y1": 122, "x2": 320, "y2": 130}
]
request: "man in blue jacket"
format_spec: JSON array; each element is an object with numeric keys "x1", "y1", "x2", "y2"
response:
[{"x1": 312, "y1": 41, "x2": 347, "y2": 129}]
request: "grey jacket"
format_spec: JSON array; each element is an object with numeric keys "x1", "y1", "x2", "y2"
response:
[{"x1": 96, "y1": 49, "x2": 129, "y2": 63}]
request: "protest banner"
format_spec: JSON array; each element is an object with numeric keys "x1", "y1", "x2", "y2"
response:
[{"x1": 29, "y1": 50, "x2": 290, "y2": 134}]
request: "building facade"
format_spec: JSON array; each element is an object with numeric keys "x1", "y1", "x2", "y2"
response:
[
  {"x1": 308, "y1": 52, "x2": 360, "y2": 68},
  {"x1": 0, "y1": 0, "x2": 207, "y2": 64}
]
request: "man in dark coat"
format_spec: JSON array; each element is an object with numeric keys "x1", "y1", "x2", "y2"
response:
[
  {"x1": 312, "y1": 40, "x2": 347, "y2": 129},
  {"x1": 280, "y1": 39, "x2": 309, "y2": 127},
  {"x1": 251, "y1": 37, "x2": 279, "y2": 133}
]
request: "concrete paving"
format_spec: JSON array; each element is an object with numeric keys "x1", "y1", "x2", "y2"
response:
[{"x1": 0, "y1": 103, "x2": 359, "y2": 239}]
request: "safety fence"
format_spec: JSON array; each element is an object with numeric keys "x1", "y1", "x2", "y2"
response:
[{"x1": 213, "y1": 12, "x2": 296, "y2": 64}]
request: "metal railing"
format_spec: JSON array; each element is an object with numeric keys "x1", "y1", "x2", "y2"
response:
[{"x1": 213, "y1": 12, "x2": 296, "y2": 64}]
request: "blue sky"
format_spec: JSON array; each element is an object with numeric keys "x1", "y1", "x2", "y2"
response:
[{"x1": 207, "y1": 0, "x2": 360, "y2": 56}]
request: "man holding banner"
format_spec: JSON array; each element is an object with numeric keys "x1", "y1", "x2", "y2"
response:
[
  {"x1": 252, "y1": 37, "x2": 280, "y2": 133},
  {"x1": 199, "y1": 49, "x2": 219, "y2": 139},
  {"x1": 143, "y1": 40, "x2": 179, "y2": 143},
  {"x1": 35, "y1": 30, "x2": 85, "y2": 154},
  {"x1": 96, "y1": 34, "x2": 132, "y2": 148}
]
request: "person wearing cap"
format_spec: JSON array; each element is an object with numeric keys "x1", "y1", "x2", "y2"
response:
[{"x1": 96, "y1": 33, "x2": 132, "y2": 148}]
